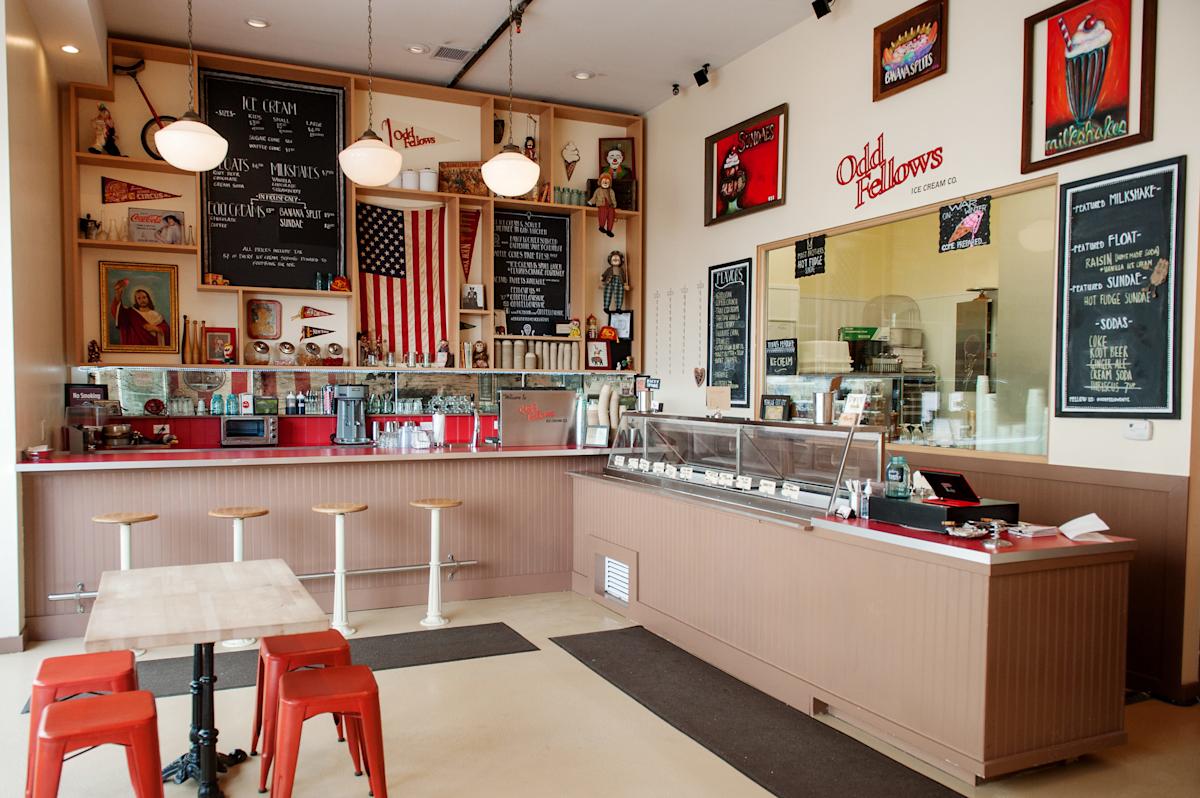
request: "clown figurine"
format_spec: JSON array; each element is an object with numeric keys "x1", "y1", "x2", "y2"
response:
[
  {"x1": 601, "y1": 250, "x2": 630, "y2": 312},
  {"x1": 588, "y1": 173, "x2": 617, "y2": 237}
]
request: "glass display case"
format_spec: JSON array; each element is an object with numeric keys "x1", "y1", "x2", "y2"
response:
[{"x1": 605, "y1": 413, "x2": 886, "y2": 518}]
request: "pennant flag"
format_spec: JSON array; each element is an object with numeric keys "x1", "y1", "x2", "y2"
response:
[
  {"x1": 357, "y1": 203, "x2": 448, "y2": 356},
  {"x1": 291, "y1": 305, "x2": 334, "y2": 320},
  {"x1": 300, "y1": 326, "x2": 335, "y2": 339},
  {"x1": 101, "y1": 176, "x2": 181, "y2": 204},
  {"x1": 459, "y1": 208, "x2": 481, "y2": 281}
]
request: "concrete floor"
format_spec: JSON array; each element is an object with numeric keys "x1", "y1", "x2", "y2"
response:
[{"x1": 4, "y1": 592, "x2": 1198, "y2": 797}]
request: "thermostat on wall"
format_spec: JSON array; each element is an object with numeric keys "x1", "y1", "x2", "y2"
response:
[{"x1": 1124, "y1": 420, "x2": 1152, "y2": 441}]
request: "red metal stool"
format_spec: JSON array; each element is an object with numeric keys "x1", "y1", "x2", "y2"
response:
[
  {"x1": 29, "y1": 689, "x2": 163, "y2": 798},
  {"x1": 25, "y1": 650, "x2": 138, "y2": 798},
  {"x1": 252, "y1": 629, "x2": 353, "y2": 793},
  {"x1": 270, "y1": 665, "x2": 387, "y2": 798}
]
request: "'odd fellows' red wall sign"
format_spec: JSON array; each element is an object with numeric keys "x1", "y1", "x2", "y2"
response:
[
  {"x1": 704, "y1": 105, "x2": 788, "y2": 226},
  {"x1": 836, "y1": 133, "x2": 943, "y2": 208}
]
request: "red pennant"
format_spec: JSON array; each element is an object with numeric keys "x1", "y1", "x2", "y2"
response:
[
  {"x1": 459, "y1": 209, "x2": 481, "y2": 281},
  {"x1": 101, "y1": 176, "x2": 181, "y2": 204}
]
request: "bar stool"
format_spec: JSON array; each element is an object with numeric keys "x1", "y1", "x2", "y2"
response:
[
  {"x1": 25, "y1": 650, "x2": 139, "y2": 798},
  {"x1": 209, "y1": 505, "x2": 269, "y2": 647},
  {"x1": 410, "y1": 498, "x2": 463, "y2": 627},
  {"x1": 92, "y1": 512, "x2": 157, "y2": 572},
  {"x1": 29, "y1": 690, "x2": 163, "y2": 798},
  {"x1": 251, "y1": 630, "x2": 354, "y2": 793},
  {"x1": 270, "y1": 665, "x2": 387, "y2": 798},
  {"x1": 312, "y1": 503, "x2": 368, "y2": 637}
]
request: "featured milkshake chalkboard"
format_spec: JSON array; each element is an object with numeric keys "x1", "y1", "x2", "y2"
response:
[
  {"x1": 200, "y1": 70, "x2": 345, "y2": 289},
  {"x1": 1056, "y1": 156, "x2": 1185, "y2": 417},
  {"x1": 493, "y1": 210, "x2": 571, "y2": 336},
  {"x1": 707, "y1": 259, "x2": 752, "y2": 408}
]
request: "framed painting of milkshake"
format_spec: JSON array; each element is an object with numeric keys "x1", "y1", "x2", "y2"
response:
[
  {"x1": 1021, "y1": 0, "x2": 1157, "y2": 173},
  {"x1": 703, "y1": 105, "x2": 787, "y2": 226},
  {"x1": 98, "y1": 262, "x2": 178, "y2": 354},
  {"x1": 872, "y1": 0, "x2": 948, "y2": 101}
]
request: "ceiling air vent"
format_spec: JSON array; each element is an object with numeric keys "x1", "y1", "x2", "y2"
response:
[{"x1": 431, "y1": 45, "x2": 472, "y2": 63}]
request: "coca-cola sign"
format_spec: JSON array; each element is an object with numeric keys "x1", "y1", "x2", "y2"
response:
[{"x1": 836, "y1": 133, "x2": 943, "y2": 208}]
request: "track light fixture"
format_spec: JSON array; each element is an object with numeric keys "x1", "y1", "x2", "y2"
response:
[
  {"x1": 693, "y1": 63, "x2": 711, "y2": 87},
  {"x1": 812, "y1": 0, "x2": 837, "y2": 19}
]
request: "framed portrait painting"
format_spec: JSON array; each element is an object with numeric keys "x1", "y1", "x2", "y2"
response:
[
  {"x1": 203, "y1": 327, "x2": 237, "y2": 364},
  {"x1": 703, "y1": 104, "x2": 787, "y2": 226},
  {"x1": 598, "y1": 137, "x2": 636, "y2": 182},
  {"x1": 873, "y1": 0, "x2": 948, "y2": 101},
  {"x1": 99, "y1": 261, "x2": 178, "y2": 354},
  {"x1": 1021, "y1": 0, "x2": 1157, "y2": 173}
]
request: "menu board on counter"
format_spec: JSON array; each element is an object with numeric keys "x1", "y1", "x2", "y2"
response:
[
  {"x1": 200, "y1": 70, "x2": 345, "y2": 289},
  {"x1": 494, "y1": 210, "x2": 570, "y2": 336},
  {"x1": 1056, "y1": 156, "x2": 1186, "y2": 418},
  {"x1": 707, "y1": 258, "x2": 752, "y2": 407}
]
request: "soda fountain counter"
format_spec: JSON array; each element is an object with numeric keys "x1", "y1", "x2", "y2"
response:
[{"x1": 570, "y1": 413, "x2": 1135, "y2": 783}]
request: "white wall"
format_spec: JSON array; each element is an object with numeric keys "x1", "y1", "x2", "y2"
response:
[{"x1": 644, "y1": 0, "x2": 1200, "y2": 476}]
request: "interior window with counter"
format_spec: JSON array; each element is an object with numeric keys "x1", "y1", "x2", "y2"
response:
[{"x1": 760, "y1": 185, "x2": 1055, "y2": 456}]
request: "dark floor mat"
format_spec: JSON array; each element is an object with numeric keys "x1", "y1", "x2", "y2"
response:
[
  {"x1": 23, "y1": 622, "x2": 536, "y2": 712},
  {"x1": 552, "y1": 625, "x2": 957, "y2": 798}
]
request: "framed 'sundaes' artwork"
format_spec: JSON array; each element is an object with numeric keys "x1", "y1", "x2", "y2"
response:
[
  {"x1": 99, "y1": 261, "x2": 178, "y2": 354},
  {"x1": 873, "y1": 0, "x2": 948, "y2": 102},
  {"x1": 1021, "y1": 0, "x2": 1157, "y2": 173},
  {"x1": 703, "y1": 105, "x2": 787, "y2": 226}
]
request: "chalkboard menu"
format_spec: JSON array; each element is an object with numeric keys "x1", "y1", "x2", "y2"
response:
[
  {"x1": 200, "y1": 70, "x2": 345, "y2": 289},
  {"x1": 794, "y1": 235, "x2": 826, "y2": 278},
  {"x1": 1056, "y1": 156, "x2": 1186, "y2": 418},
  {"x1": 707, "y1": 259, "x2": 752, "y2": 408},
  {"x1": 494, "y1": 210, "x2": 571, "y2": 336},
  {"x1": 938, "y1": 196, "x2": 990, "y2": 253},
  {"x1": 765, "y1": 338, "x2": 797, "y2": 375}
]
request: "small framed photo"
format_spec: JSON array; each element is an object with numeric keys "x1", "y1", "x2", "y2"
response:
[
  {"x1": 607, "y1": 310, "x2": 634, "y2": 340},
  {"x1": 203, "y1": 326, "x2": 237, "y2": 364},
  {"x1": 760, "y1": 394, "x2": 793, "y2": 421},
  {"x1": 873, "y1": 0, "x2": 948, "y2": 102},
  {"x1": 246, "y1": 298, "x2": 282, "y2": 340},
  {"x1": 585, "y1": 340, "x2": 613, "y2": 370},
  {"x1": 462, "y1": 283, "x2": 485, "y2": 310},
  {"x1": 584, "y1": 425, "x2": 610, "y2": 447},
  {"x1": 598, "y1": 137, "x2": 636, "y2": 182},
  {"x1": 65, "y1": 383, "x2": 108, "y2": 407}
]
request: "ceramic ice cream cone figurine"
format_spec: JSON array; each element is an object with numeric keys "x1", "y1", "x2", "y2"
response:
[
  {"x1": 601, "y1": 250, "x2": 630, "y2": 312},
  {"x1": 561, "y1": 141, "x2": 580, "y2": 181},
  {"x1": 589, "y1": 173, "x2": 617, "y2": 237}
]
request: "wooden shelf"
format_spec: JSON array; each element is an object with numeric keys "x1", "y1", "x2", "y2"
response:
[
  {"x1": 494, "y1": 334, "x2": 581, "y2": 342},
  {"x1": 239, "y1": 286, "x2": 355, "y2": 298},
  {"x1": 76, "y1": 361, "x2": 636, "y2": 376},
  {"x1": 355, "y1": 185, "x2": 467, "y2": 203},
  {"x1": 458, "y1": 309, "x2": 493, "y2": 316},
  {"x1": 75, "y1": 151, "x2": 190, "y2": 175},
  {"x1": 77, "y1": 238, "x2": 199, "y2": 254}
]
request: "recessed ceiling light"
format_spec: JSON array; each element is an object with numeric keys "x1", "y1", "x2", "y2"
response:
[
  {"x1": 407, "y1": 44, "x2": 430, "y2": 54},
  {"x1": 245, "y1": 18, "x2": 270, "y2": 29},
  {"x1": 572, "y1": 70, "x2": 596, "y2": 80},
  {"x1": 61, "y1": 44, "x2": 80, "y2": 54}
]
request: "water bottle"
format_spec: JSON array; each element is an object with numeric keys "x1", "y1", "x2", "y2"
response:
[{"x1": 884, "y1": 456, "x2": 911, "y2": 498}]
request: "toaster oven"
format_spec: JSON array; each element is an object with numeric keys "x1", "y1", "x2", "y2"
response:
[{"x1": 220, "y1": 415, "x2": 278, "y2": 447}]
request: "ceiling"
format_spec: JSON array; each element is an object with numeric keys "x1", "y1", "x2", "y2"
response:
[{"x1": 71, "y1": 0, "x2": 810, "y2": 113}]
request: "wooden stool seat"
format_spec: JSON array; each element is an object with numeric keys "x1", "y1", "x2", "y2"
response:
[
  {"x1": 410, "y1": 498, "x2": 462, "y2": 510},
  {"x1": 312, "y1": 503, "x2": 368, "y2": 515},
  {"x1": 208, "y1": 505, "x2": 269, "y2": 520},
  {"x1": 92, "y1": 512, "x2": 157, "y2": 525}
]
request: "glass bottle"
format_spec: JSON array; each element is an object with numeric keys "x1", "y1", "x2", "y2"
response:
[{"x1": 884, "y1": 455, "x2": 911, "y2": 499}]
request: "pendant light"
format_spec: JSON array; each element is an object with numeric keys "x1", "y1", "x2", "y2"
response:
[
  {"x1": 155, "y1": 0, "x2": 228, "y2": 172},
  {"x1": 482, "y1": 0, "x2": 540, "y2": 197},
  {"x1": 338, "y1": 0, "x2": 403, "y2": 186}
]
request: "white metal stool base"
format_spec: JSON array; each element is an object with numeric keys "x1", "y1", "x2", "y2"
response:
[
  {"x1": 221, "y1": 637, "x2": 257, "y2": 648},
  {"x1": 419, "y1": 615, "x2": 448, "y2": 628}
]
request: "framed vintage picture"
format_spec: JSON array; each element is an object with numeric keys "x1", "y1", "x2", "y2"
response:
[
  {"x1": 704, "y1": 105, "x2": 787, "y2": 226},
  {"x1": 203, "y1": 326, "x2": 237, "y2": 364},
  {"x1": 598, "y1": 137, "x2": 636, "y2": 182},
  {"x1": 873, "y1": 0, "x2": 948, "y2": 101},
  {"x1": 461, "y1": 283, "x2": 485, "y2": 310},
  {"x1": 607, "y1": 310, "x2": 634, "y2": 341},
  {"x1": 438, "y1": 161, "x2": 489, "y2": 197},
  {"x1": 99, "y1": 261, "x2": 178, "y2": 353},
  {"x1": 127, "y1": 207, "x2": 186, "y2": 244},
  {"x1": 1021, "y1": 0, "x2": 1157, "y2": 173},
  {"x1": 585, "y1": 340, "x2": 613, "y2": 370},
  {"x1": 246, "y1": 298, "x2": 282, "y2": 340}
]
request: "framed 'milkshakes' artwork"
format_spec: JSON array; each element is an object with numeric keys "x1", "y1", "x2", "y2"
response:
[
  {"x1": 873, "y1": 0, "x2": 948, "y2": 102},
  {"x1": 1021, "y1": 0, "x2": 1157, "y2": 173},
  {"x1": 703, "y1": 105, "x2": 787, "y2": 226}
]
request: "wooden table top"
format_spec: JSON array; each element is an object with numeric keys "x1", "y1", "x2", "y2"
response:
[{"x1": 84, "y1": 558, "x2": 328, "y2": 652}]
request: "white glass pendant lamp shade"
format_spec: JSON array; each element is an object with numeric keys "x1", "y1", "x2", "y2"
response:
[
  {"x1": 156, "y1": 110, "x2": 229, "y2": 172},
  {"x1": 482, "y1": 143, "x2": 540, "y2": 196},
  {"x1": 338, "y1": 129, "x2": 403, "y2": 186}
]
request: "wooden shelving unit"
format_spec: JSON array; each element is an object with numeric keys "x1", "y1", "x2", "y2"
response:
[{"x1": 77, "y1": 239, "x2": 199, "y2": 254}]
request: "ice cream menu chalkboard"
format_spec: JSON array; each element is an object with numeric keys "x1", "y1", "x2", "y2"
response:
[
  {"x1": 494, "y1": 210, "x2": 571, "y2": 336},
  {"x1": 708, "y1": 259, "x2": 752, "y2": 408},
  {"x1": 1057, "y1": 157, "x2": 1186, "y2": 418},
  {"x1": 200, "y1": 71, "x2": 345, "y2": 289}
]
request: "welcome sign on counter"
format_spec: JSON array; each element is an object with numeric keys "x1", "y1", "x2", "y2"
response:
[
  {"x1": 200, "y1": 70, "x2": 345, "y2": 289},
  {"x1": 1056, "y1": 157, "x2": 1185, "y2": 418},
  {"x1": 708, "y1": 259, "x2": 752, "y2": 407},
  {"x1": 494, "y1": 210, "x2": 570, "y2": 336}
]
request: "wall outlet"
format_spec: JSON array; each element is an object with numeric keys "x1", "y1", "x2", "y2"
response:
[
  {"x1": 1124, "y1": 420, "x2": 1152, "y2": 441},
  {"x1": 153, "y1": 424, "x2": 170, "y2": 436}
]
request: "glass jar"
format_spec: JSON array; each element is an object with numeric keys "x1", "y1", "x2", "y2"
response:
[{"x1": 884, "y1": 455, "x2": 911, "y2": 499}]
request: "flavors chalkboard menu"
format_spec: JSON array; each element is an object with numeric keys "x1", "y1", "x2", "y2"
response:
[
  {"x1": 200, "y1": 70, "x2": 345, "y2": 289},
  {"x1": 494, "y1": 210, "x2": 571, "y2": 336},
  {"x1": 707, "y1": 259, "x2": 752, "y2": 408},
  {"x1": 1057, "y1": 157, "x2": 1186, "y2": 418}
]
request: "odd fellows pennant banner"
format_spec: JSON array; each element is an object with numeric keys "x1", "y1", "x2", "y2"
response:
[{"x1": 836, "y1": 133, "x2": 944, "y2": 209}]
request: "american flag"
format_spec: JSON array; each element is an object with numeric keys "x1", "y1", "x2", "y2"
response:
[{"x1": 357, "y1": 203, "x2": 447, "y2": 355}]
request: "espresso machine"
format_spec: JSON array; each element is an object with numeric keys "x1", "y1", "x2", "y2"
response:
[{"x1": 332, "y1": 384, "x2": 370, "y2": 444}]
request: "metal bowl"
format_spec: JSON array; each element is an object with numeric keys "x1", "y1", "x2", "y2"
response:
[{"x1": 103, "y1": 423, "x2": 132, "y2": 438}]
